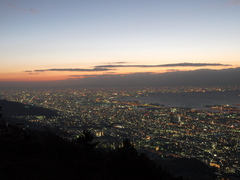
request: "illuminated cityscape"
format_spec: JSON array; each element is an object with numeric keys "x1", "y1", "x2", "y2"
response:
[
  {"x1": 1, "y1": 1, "x2": 240, "y2": 179},
  {"x1": 1, "y1": 86, "x2": 239, "y2": 177}
]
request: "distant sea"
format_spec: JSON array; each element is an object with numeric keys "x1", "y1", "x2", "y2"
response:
[{"x1": 118, "y1": 90, "x2": 240, "y2": 109}]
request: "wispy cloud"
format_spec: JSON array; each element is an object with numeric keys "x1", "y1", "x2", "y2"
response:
[
  {"x1": 5, "y1": 2, "x2": 38, "y2": 13},
  {"x1": 103, "y1": 61, "x2": 129, "y2": 65},
  {"x1": 166, "y1": 69, "x2": 180, "y2": 72},
  {"x1": 32, "y1": 68, "x2": 114, "y2": 72},
  {"x1": 34, "y1": 70, "x2": 46, "y2": 72},
  {"x1": 115, "y1": 62, "x2": 128, "y2": 64},
  {"x1": 69, "y1": 74, "x2": 112, "y2": 78},
  {"x1": 227, "y1": 0, "x2": 240, "y2": 5},
  {"x1": 62, "y1": 68, "x2": 240, "y2": 88},
  {"x1": 96, "y1": 63, "x2": 231, "y2": 68},
  {"x1": 210, "y1": 0, "x2": 240, "y2": 8},
  {"x1": 26, "y1": 63, "x2": 231, "y2": 74},
  {"x1": 24, "y1": 70, "x2": 41, "y2": 75},
  {"x1": 3, "y1": 67, "x2": 240, "y2": 89}
]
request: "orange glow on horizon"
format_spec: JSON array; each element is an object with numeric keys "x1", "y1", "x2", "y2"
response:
[
  {"x1": 0, "y1": 65, "x2": 239, "y2": 82},
  {"x1": 0, "y1": 72, "x2": 68, "y2": 82}
]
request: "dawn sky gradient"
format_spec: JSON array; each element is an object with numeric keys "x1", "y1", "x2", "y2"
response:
[{"x1": 1, "y1": 0, "x2": 240, "y2": 85}]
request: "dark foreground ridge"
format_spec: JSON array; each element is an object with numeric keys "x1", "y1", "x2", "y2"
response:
[
  {"x1": 0, "y1": 104, "x2": 220, "y2": 180},
  {"x1": 0, "y1": 99, "x2": 59, "y2": 118},
  {"x1": 0, "y1": 125, "x2": 183, "y2": 180}
]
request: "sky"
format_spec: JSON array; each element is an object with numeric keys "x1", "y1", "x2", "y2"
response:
[{"x1": 1, "y1": 0, "x2": 240, "y2": 88}]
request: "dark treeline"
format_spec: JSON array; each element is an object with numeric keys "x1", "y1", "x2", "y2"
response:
[
  {"x1": 0, "y1": 107, "x2": 183, "y2": 180},
  {"x1": 0, "y1": 128, "x2": 182, "y2": 180},
  {"x1": 0, "y1": 107, "x2": 219, "y2": 180}
]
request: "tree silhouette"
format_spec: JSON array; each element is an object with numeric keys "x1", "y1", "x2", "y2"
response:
[
  {"x1": 0, "y1": 106, "x2": 4, "y2": 135},
  {"x1": 104, "y1": 138, "x2": 165, "y2": 179},
  {"x1": 118, "y1": 138, "x2": 138, "y2": 157},
  {"x1": 76, "y1": 130, "x2": 99, "y2": 151},
  {"x1": 0, "y1": 106, "x2": 2, "y2": 117},
  {"x1": 122, "y1": 138, "x2": 135, "y2": 149}
]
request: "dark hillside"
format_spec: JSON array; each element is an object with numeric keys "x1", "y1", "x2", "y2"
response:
[
  {"x1": 0, "y1": 99, "x2": 59, "y2": 118},
  {"x1": 0, "y1": 104, "x2": 218, "y2": 180},
  {"x1": 0, "y1": 125, "x2": 183, "y2": 180},
  {"x1": 155, "y1": 157, "x2": 217, "y2": 180}
]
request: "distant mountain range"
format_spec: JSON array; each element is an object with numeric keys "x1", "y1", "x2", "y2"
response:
[{"x1": 0, "y1": 67, "x2": 240, "y2": 89}]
